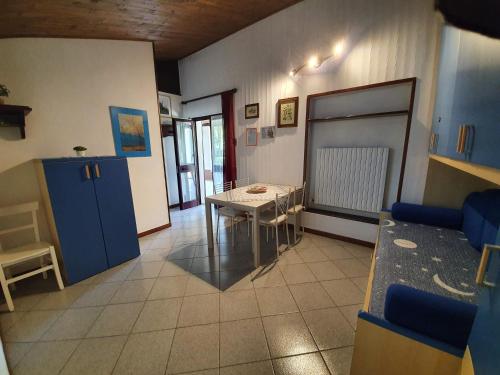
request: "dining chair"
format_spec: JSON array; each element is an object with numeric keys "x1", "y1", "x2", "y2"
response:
[
  {"x1": 234, "y1": 177, "x2": 252, "y2": 236},
  {"x1": 0, "y1": 201, "x2": 64, "y2": 311},
  {"x1": 256, "y1": 189, "x2": 291, "y2": 259},
  {"x1": 288, "y1": 181, "x2": 307, "y2": 244},
  {"x1": 214, "y1": 181, "x2": 246, "y2": 246}
]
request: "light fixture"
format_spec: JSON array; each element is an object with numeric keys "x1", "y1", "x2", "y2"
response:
[
  {"x1": 307, "y1": 55, "x2": 320, "y2": 68},
  {"x1": 288, "y1": 39, "x2": 345, "y2": 77},
  {"x1": 289, "y1": 69, "x2": 296, "y2": 77},
  {"x1": 333, "y1": 40, "x2": 344, "y2": 57}
]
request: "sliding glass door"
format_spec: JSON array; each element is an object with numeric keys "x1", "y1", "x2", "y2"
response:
[{"x1": 211, "y1": 114, "x2": 224, "y2": 189}]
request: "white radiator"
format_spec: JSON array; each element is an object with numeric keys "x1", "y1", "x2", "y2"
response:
[{"x1": 314, "y1": 147, "x2": 389, "y2": 213}]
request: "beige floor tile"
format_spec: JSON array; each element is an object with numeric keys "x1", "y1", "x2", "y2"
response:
[
  {"x1": 344, "y1": 244, "x2": 374, "y2": 258},
  {"x1": 86, "y1": 302, "x2": 143, "y2": 338},
  {"x1": 160, "y1": 260, "x2": 192, "y2": 277},
  {"x1": 311, "y1": 236, "x2": 344, "y2": 248},
  {"x1": 279, "y1": 263, "x2": 316, "y2": 285},
  {"x1": 4, "y1": 342, "x2": 33, "y2": 369},
  {"x1": 255, "y1": 286, "x2": 298, "y2": 316},
  {"x1": 183, "y1": 370, "x2": 219, "y2": 375},
  {"x1": 0, "y1": 293, "x2": 45, "y2": 313},
  {"x1": 321, "y1": 279, "x2": 365, "y2": 306},
  {"x1": 149, "y1": 276, "x2": 189, "y2": 300},
  {"x1": 72, "y1": 282, "x2": 122, "y2": 307},
  {"x1": 178, "y1": 294, "x2": 219, "y2": 327},
  {"x1": 127, "y1": 261, "x2": 164, "y2": 280},
  {"x1": 110, "y1": 279, "x2": 155, "y2": 304},
  {"x1": 184, "y1": 274, "x2": 219, "y2": 296},
  {"x1": 32, "y1": 285, "x2": 88, "y2": 310},
  {"x1": 113, "y1": 330, "x2": 174, "y2": 375},
  {"x1": 42, "y1": 306, "x2": 103, "y2": 341},
  {"x1": 13, "y1": 340, "x2": 79, "y2": 375},
  {"x1": 262, "y1": 312, "x2": 317, "y2": 358},
  {"x1": 296, "y1": 247, "x2": 329, "y2": 263},
  {"x1": 0, "y1": 311, "x2": 26, "y2": 333},
  {"x1": 307, "y1": 261, "x2": 346, "y2": 281},
  {"x1": 339, "y1": 304, "x2": 362, "y2": 329},
  {"x1": 321, "y1": 346, "x2": 354, "y2": 375},
  {"x1": 359, "y1": 256, "x2": 373, "y2": 267},
  {"x1": 252, "y1": 265, "x2": 286, "y2": 288},
  {"x1": 92, "y1": 262, "x2": 136, "y2": 283},
  {"x1": 276, "y1": 249, "x2": 303, "y2": 265},
  {"x1": 61, "y1": 336, "x2": 127, "y2": 375},
  {"x1": 333, "y1": 259, "x2": 370, "y2": 278},
  {"x1": 220, "y1": 361, "x2": 273, "y2": 375},
  {"x1": 302, "y1": 308, "x2": 354, "y2": 350},
  {"x1": 273, "y1": 352, "x2": 330, "y2": 375},
  {"x1": 167, "y1": 323, "x2": 219, "y2": 374},
  {"x1": 219, "y1": 272, "x2": 253, "y2": 292},
  {"x1": 220, "y1": 290, "x2": 259, "y2": 321},
  {"x1": 319, "y1": 244, "x2": 354, "y2": 261},
  {"x1": 138, "y1": 249, "x2": 170, "y2": 263},
  {"x1": 220, "y1": 318, "x2": 269, "y2": 366},
  {"x1": 289, "y1": 282, "x2": 335, "y2": 311},
  {"x1": 133, "y1": 298, "x2": 182, "y2": 332},
  {"x1": 292, "y1": 236, "x2": 316, "y2": 250},
  {"x1": 351, "y1": 276, "x2": 369, "y2": 292},
  {"x1": 4, "y1": 310, "x2": 63, "y2": 342}
]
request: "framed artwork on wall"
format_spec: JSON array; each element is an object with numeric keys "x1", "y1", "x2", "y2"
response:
[
  {"x1": 109, "y1": 106, "x2": 151, "y2": 157},
  {"x1": 245, "y1": 103, "x2": 259, "y2": 119},
  {"x1": 158, "y1": 92, "x2": 172, "y2": 117},
  {"x1": 246, "y1": 128, "x2": 258, "y2": 146},
  {"x1": 261, "y1": 126, "x2": 275, "y2": 139},
  {"x1": 277, "y1": 96, "x2": 299, "y2": 128}
]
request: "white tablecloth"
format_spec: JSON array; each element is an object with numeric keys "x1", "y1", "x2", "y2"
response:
[{"x1": 225, "y1": 184, "x2": 291, "y2": 202}]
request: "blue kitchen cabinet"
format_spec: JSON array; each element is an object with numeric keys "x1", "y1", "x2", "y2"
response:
[{"x1": 39, "y1": 156, "x2": 139, "y2": 284}]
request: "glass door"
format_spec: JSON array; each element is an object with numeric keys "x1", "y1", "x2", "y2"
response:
[
  {"x1": 173, "y1": 119, "x2": 200, "y2": 209},
  {"x1": 210, "y1": 114, "x2": 224, "y2": 188}
]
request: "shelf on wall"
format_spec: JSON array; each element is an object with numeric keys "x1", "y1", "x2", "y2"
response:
[
  {"x1": 429, "y1": 154, "x2": 500, "y2": 185},
  {"x1": 307, "y1": 109, "x2": 409, "y2": 123},
  {"x1": 0, "y1": 104, "x2": 32, "y2": 138}
]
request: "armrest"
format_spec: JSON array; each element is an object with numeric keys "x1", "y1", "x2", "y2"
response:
[
  {"x1": 391, "y1": 202, "x2": 462, "y2": 229},
  {"x1": 384, "y1": 284, "x2": 477, "y2": 350}
]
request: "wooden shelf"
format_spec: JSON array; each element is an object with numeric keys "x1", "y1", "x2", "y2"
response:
[
  {"x1": 307, "y1": 110, "x2": 409, "y2": 123},
  {"x1": 0, "y1": 104, "x2": 32, "y2": 138},
  {"x1": 429, "y1": 154, "x2": 500, "y2": 185}
]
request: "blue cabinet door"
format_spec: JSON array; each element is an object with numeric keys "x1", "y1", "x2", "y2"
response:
[
  {"x1": 43, "y1": 159, "x2": 109, "y2": 284},
  {"x1": 92, "y1": 158, "x2": 140, "y2": 267}
]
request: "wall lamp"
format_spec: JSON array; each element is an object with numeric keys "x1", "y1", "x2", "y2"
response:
[{"x1": 289, "y1": 40, "x2": 345, "y2": 77}]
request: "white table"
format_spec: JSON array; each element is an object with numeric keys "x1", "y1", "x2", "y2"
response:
[{"x1": 205, "y1": 183, "x2": 295, "y2": 267}]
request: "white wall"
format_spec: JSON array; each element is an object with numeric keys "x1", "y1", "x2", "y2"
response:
[
  {"x1": 179, "y1": 0, "x2": 440, "y2": 242},
  {"x1": 0, "y1": 38, "x2": 169, "y2": 235}
]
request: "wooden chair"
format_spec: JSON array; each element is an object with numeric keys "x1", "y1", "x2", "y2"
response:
[
  {"x1": 214, "y1": 182, "x2": 246, "y2": 246},
  {"x1": 0, "y1": 202, "x2": 64, "y2": 311},
  {"x1": 288, "y1": 181, "x2": 307, "y2": 244}
]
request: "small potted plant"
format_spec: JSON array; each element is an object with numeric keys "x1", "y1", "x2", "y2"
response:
[
  {"x1": 0, "y1": 84, "x2": 10, "y2": 104},
  {"x1": 73, "y1": 146, "x2": 87, "y2": 157}
]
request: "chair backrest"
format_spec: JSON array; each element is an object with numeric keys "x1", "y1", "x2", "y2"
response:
[
  {"x1": 0, "y1": 202, "x2": 41, "y2": 248},
  {"x1": 275, "y1": 189, "x2": 291, "y2": 218},
  {"x1": 214, "y1": 181, "x2": 233, "y2": 194},
  {"x1": 292, "y1": 181, "x2": 307, "y2": 212},
  {"x1": 234, "y1": 177, "x2": 250, "y2": 188}
]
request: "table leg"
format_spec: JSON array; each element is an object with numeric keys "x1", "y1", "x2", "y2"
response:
[
  {"x1": 205, "y1": 201, "x2": 214, "y2": 250},
  {"x1": 252, "y1": 208, "x2": 260, "y2": 267}
]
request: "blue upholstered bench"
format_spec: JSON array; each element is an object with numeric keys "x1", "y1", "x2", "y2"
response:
[{"x1": 351, "y1": 189, "x2": 500, "y2": 375}]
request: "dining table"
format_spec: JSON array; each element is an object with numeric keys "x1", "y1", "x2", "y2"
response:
[{"x1": 205, "y1": 182, "x2": 296, "y2": 267}]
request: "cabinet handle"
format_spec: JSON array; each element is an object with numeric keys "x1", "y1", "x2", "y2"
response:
[
  {"x1": 429, "y1": 133, "x2": 436, "y2": 151},
  {"x1": 460, "y1": 126, "x2": 467, "y2": 153},
  {"x1": 456, "y1": 126, "x2": 463, "y2": 153},
  {"x1": 84, "y1": 164, "x2": 91, "y2": 179},
  {"x1": 465, "y1": 125, "x2": 475, "y2": 158},
  {"x1": 476, "y1": 244, "x2": 500, "y2": 287},
  {"x1": 94, "y1": 163, "x2": 101, "y2": 178}
]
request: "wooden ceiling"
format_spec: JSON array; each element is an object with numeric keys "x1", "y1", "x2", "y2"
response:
[{"x1": 0, "y1": 0, "x2": 301, "y2": 60}]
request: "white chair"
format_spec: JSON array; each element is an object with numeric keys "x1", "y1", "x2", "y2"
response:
[
  {"x1": 0, "y1": 202, "x2": 64, "y2": 311},
  {"x1": 215, "y1": 182, "x2": 246, "y2": 246},
  {"x1": 256, "y1": 189, "x2": 291, "y2": 259},
  {"x1": 234, "y1": 177, "x2": 250, "y2": 188},
  {"x1": 288, "y1": 181, "x2": 307, "y2": 244}
]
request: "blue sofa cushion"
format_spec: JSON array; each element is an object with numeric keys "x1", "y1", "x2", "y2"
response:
[
  {"x1": 384, "y1": 284, "x2": 477, "y2": 350},
  {"x1": 391, "y1": 202, "x2": 462, "y2": 229}
]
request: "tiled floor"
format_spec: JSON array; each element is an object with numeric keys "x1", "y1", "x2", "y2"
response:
[{"x1": 0, "y1": 205, "x2": 373, "y2": 374}]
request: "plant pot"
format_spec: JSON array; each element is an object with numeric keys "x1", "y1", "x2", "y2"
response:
[
  {"x1": 0, "y1": 97, "x2": 5, "y2": 105},
  {"x1": 75, "y1": 150, "x2": 86, "y2": 157}
]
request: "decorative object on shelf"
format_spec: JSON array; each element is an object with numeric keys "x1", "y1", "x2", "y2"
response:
[
  {"x1": 246, "y1": 127, "x2": 258, "y2": 146},
  {"x1": 0, "y1": 104, "x2": 32, "y2": 139},
  {"x1": 0, "y1": 84, "x2": 9, "y2": 104},
  {"x1": 245, "y1": 103, "x2": 259, "y2": 119},
  {"x1": 277, "y1": 97, "x2": 299, "y2": 128},
  {"x1": 158, "y1": 92, "x2": 172, "y2": 117},
  {"x1": 261, "y1": 126, "x2": 275, "y2": 139},
  {"x1": 73, "y1": 146, "x2": 87, "y2": 157},
  {"x1": 109, "y1": 106, "x2": 151, "y2": 157},
  {"x1": 247, "y1": 185, "x2": 267, "y2": 194}
]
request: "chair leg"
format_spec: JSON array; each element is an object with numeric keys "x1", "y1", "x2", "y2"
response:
[
  {"x1": 216, "y1": 212, "x2": 220, "y2": 244},
  {"x1": 231, "y1": 218, "x2": 235, "y2": 247},
  {"x1": 4, "y1": 268, "x2": 15, "y2": 291},
  {"x1": 293, "y1": 215, "x2": 297, "y2": 245},
  {"x1": 247, "y1": 214, "x2": 250, "y2": 238},
  {"x1": 40, "y1": 256, "x2": 48, "y2": 279},
  {"x1": 50, "y1": 247, "x2": 64, "y2": 290},
  {"x1": 0, "y1": 266, "x2": 14, "y2": 312},
  {"x1": 266, "y1": 227, "x2": 269, "y2": 243},
  {"x1": 275, "y1": 224, "x2": 279, "y2": 258},
  {"x1": 286, "y1": 220, "x2": 291, "y2": 249}
]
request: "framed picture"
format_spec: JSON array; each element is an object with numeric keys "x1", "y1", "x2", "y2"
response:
[
  {"x1": 277, "y1": 96, "x2": 299, "y2": 128},
  {"x1": 158, "y1": 93, "x2": 172, "y2": 117},
  {"x1": 261, "y1": 126, "x2": 275, "y2": 139},
  {"x1": 246, "y1": 128, "x2": 258, "y2": 146},
  {"x1": 245, "y1": 103, "x2": 259, "y2": 119},
  {"x1": 109, "y1": 106, "x2": 151, "y2": 157}
]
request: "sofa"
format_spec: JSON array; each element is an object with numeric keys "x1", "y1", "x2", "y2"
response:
[{"x1": 351, "y1": 189, "x2": 500, "y2": 375}]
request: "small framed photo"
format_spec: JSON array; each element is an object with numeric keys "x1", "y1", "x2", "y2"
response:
[
  {"x1": 277, "y1": 97, "x2": 299, "y2": 128},
  {"x1": 245, "y1": 103, "x2": 259, "y2": 119},
  {"x1": 261, "y1": 126, "x2": 275, "y2": 139},
  {"x1": 158, "y1": 92, "x2": 172, "y2": 117},
  {"x1": 246, "y1": 128, "x2": 258, "y2": 146}
]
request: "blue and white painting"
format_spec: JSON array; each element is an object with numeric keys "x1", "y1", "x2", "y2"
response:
[{"x1": 109, "y1": 106, "x2": 151, "y2": 157}]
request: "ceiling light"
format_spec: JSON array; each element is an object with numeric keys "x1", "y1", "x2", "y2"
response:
[
  {"x1": 307, "y1": 55, "x2": 320, "y2": 68},
  {"x1": 333, "y1": 40, "x2": 344, "y2": 57}
]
